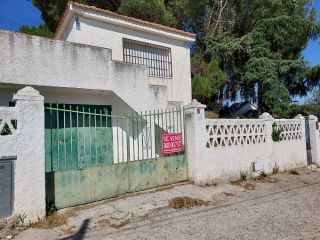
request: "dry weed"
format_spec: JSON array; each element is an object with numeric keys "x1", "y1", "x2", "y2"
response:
[{"x1": 168, "y1": 197, "x2": 208, "y2": 209}]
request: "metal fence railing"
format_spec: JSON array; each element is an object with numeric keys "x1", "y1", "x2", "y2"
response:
[{"x1": 45, "y1": 104, "x2": 185, "y2": 172}]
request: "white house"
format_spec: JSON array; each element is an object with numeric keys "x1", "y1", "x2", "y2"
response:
[{"x1": 0, "y1": 1, "x2": 196, "y2": 112}]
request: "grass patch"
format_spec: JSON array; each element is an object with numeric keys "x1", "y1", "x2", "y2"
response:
[
  {"x1": 168, "y1": 197, "x2": 208, "y2": 209},
  {"x1": 30, "y1": 214, "x2": 67, "y2": 229},
  {"x1": 30, "y1": 211, "x2": 77, "y2": 229}
]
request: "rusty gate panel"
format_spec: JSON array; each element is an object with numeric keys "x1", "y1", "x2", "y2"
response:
[
  {"x1": 54, "y1": 163, "x2": 128, "y2": 209},
  {"x1": 129, "y1": 155, "x2": 187, "y2": 192}
]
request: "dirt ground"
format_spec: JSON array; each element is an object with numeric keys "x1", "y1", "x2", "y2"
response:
[{"x1": 5, "y1": 165, "x2": 320, "y2": 240}]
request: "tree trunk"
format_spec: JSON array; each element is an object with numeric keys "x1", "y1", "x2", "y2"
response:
[{"x1": 257, "y1": 81, "x2": 264, "y2": 116}]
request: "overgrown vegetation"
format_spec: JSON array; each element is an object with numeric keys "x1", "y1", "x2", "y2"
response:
[
  {"x1": 272, "y1": 122, "x2": 283, "y2": 142},
  {"x1": 272, "y1": 163, "x2": 280, "y2": 174},
  {"x1": 259, "y1": 171, "x2": 268, "y2": 178},
  {"x1": 240, "y1": 171, "x2": 247, "y2": 181}
]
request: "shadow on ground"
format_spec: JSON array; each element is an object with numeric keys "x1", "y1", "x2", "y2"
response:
[{"x1": 60, "y1": 219, "x2": 90, "y2": 240}]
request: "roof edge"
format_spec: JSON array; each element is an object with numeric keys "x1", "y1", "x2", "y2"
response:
[{"x1": 55, "y1": 1, "x2": 196, "y2": 42}]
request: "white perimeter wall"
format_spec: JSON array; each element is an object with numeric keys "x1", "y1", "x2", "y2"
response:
[{"x1": 185, "y1": 101, "x2": 307, "y2": 184}]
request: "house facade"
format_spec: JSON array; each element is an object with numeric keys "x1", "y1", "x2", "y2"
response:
[{"x1": 0, "y1": 1, "x2": 195, "y2": 113}]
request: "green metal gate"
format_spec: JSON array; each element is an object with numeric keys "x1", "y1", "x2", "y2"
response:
[{"x1": 45, "y1": 104, "x2": 187, "y2": 209}]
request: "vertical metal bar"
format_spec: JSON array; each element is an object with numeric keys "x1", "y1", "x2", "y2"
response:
[
  {"x1": 116, "y1": 117, "x2": 120, "y2": 163},
  {"x1": 126, "y1": 117, "x2": 131, "y2": 191},
  {"x1": 131, "y1": 113, "x2": 135, "y2": 161},
  {"x1": 146, "y1": 110, "x2": 149, "y2": 159},
  {"x1": 100, "y1": 109, "x2": 103, "y2": 164},
  {"x1": 94, "y1": 109, "x2": 97, "y2": 165},
  {"x1": 179, "y1": 108, "x2": 181, "y2": 133},
  {"x1": 153, "y1": 110, "x2": 156, "y2": 158},
  {"x1": 122, "y1": 118, "x2": 125, "y2": 162},
  {"x1": 136, "y1": 112, "x2": 139, "y2": 160},
  {"x1": 63, "y1": 104, "x2": 66, "y2": 169},
  {"x1": 141, "y1": 111, "x2": 144, "y2": 160},
  {"x1": 89, "y1": 108, "x2": 92, "y2": 165},
  {"x1": 70, "y1": 105, "x2": 73, "y2": 166},
  {"x1": 49, "y1": 103, "x2": 53, "y2": 171},
  {"x1": 105, "y1": 114, "x2": 108, "y2": 164},
  {"x1": 149, "y1": 110, "x2": 152, "y2": 158},
  {"x1": 157, "y1": 109, "x2": 160, "y2": 156},
  {"x1": 126, "y1": 118, "x2": 130, "y2": 163},
  {"x1": 76, "y1": 106, "x2": 79, "y2": 168},
  {"x1": 82, "y1": 106, "x2": 85, "y2": 167},
  {"x1": 56, "y1": 103, "x2": 60, "y2": 170},
  {"x1": 173, "y1": 108, "x2": 176, "y2": 133},
  {"x1": 168, "y1": 108, "x2": 172, "y2": 133},
  {"x1": 165, "y1": 108, "x2": 168, "y2": 132}
]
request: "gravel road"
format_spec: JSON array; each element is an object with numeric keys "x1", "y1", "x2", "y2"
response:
[{"x1": 15, "y1": 167, "x2": 320, "y2": 240}]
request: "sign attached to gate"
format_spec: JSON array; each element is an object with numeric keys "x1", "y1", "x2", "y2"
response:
[{"x1": 161, "y1": 133, "x2": 183, "y2": 154}]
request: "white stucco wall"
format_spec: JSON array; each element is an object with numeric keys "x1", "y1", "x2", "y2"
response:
[
  {"x1": 0, "y1": 30, "x2": 169, "y2": 113},
  {"x1": 185, "y1": 101, "x2": 307, "y2": 184},
  {"x1": 308, "y1": 115, "x2": 320, "y2": 165},
  {"x1": 62, "y1": 16, "x2": 192, "y2": 105},
  {"x1": 0, "y1": 87, "x2": 45, "y2": 222}
]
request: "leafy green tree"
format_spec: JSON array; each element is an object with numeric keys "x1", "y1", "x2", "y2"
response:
[
  {"x1": 205, "y1": 0, "x2": 320, "y2": 115},
  {"x1": 118, "y1": 0, "x2": 177, "y2": 27},
  {"x1": 307, "y1": 86, "x2": 320, "y2": 104},
  {"x1": 191, "y1": 54, "x2": 227, "y2": 106},
  {"x1": 20, "y1": 24, "x2": 54, "y2": 37}
]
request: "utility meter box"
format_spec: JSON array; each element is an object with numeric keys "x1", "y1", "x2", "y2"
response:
[{"x1": 0, "y1": 156, "x2": 15, "y2": 219}]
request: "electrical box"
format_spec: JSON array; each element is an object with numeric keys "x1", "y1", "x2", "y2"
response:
[{"x1": 0, "y1": 157, "x2": 15, "y2": 219}]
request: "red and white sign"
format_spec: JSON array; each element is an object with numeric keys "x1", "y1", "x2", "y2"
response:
[{"x1": 161, "y1": 133, "x2": 183, "y2": 154}]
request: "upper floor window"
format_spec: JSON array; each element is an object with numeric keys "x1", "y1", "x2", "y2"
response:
[{"x1": 123, "y1": 38, "x2": 172, "y2": 78}]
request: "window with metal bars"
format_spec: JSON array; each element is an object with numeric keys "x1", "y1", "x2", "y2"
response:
[{"x1": 123, "y1": 38, "x2": 172, "y2": 78}]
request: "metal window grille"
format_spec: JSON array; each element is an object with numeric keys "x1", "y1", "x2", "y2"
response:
[{"x1": 123, "y1": 38, "x2": 172, "y2": 78}]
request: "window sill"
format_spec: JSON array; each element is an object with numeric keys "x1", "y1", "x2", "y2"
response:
[{"x1": 148, "y1": 76, "x2": 170, "y2": 86}]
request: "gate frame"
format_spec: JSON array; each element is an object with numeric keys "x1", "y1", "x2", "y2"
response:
[{"x1": 44, "y1": 104, "x2": 188, "y2": 209}]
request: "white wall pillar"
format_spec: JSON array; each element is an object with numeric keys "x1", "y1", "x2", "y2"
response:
[
  {"x1": 308, "y1": 115, "x2": 320, "y2": 165},
  {"x1": 12, "y1": 86, "x2": 45, "y2": 222},
  {"x1": 184, "y1": 99, "x2": 206, "y2": 184},
  {"x1": 259, "y1": 112, "x2": 273, "y2": 144}
]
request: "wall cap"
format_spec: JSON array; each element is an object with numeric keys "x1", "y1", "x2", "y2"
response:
[
  {"x1": 295, "y1": 114, "x2": 305, "y2": 120},
  {"x1": 309, "y1": 115, "x2": 318, "y2": 121},
  {"x1": 184, "y1": 99, "x2": 206, "y2": 109},
  {"x1": 13, "y1": 86, "x2": 44, "y2": 102},
  {"x1": 259, "y1": 112, "x2": 273, "y2": 120}
]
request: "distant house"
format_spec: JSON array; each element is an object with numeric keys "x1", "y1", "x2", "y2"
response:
[
  {"x1": 291, "y1": 100, "x2": 300, "y2": 106},
  {"x1": 220, "y1": 101, "x2": 258, "y2": 118}
]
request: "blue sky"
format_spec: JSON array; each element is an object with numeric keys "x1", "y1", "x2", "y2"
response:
[{"x1": 0, "y1": 0, "x2": 319, "y2": 102}]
